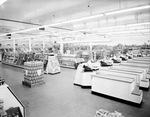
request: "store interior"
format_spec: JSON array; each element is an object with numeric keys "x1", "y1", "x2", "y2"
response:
[{"x1": 0, "y1": 0, "x2": 150, "y2": 117}]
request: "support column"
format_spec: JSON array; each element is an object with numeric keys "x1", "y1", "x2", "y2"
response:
[
  {"x1": 89, "y1": 41, "x2": 92, "y2": 51},
  {"x1": 60, "y1": 39, "x2": 64, "y2": 55},
  {"x1": 42, "y1": 40, "x2": 45, "y2": 50},
  {"x1": 13, "y1": 39, "x2": 16, "y2": 53},
  {"x1": 29, "y1": 38, "x2": 32, "y2": 52}
]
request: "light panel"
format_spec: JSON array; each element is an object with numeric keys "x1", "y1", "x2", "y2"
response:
[
  {"x1": 0, "y1": 0, "x2": 7, "y2": 6},
  {"x1": 0, "y1": 5, "x2": 149, "y2": 37},
  {"x1": 105, "y1": 5, "x2": 150, "y2": 15}
]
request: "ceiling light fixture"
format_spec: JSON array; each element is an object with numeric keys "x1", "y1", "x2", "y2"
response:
[
  {"x1": 0, "y1": 5, "x2": 149, "y2": 37},
  {"x1": 105, "y1": 5, "x2": 150, "y2": 15},
  {"x1": 0, "y1": 0, "x2": 7, "y2": 6}
]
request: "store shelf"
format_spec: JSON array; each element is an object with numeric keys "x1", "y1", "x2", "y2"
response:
[{"x1": 2, "y1": 61, "x2": 24, "y2": 69}]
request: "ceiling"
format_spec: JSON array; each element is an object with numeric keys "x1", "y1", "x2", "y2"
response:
[{"x1": 0, "y1": 0, "x2": 150, "y2": 45}]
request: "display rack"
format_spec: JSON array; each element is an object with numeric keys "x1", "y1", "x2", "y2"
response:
[
  {"x1": 0, "y1": 84, "x2": 25, "y2": 117},
  {"x1": 2, "y1": 52, "x2": 45, "y2": 69},
  {"x1": 22, "y1": 61, "x2": 45, "y2": 88}
]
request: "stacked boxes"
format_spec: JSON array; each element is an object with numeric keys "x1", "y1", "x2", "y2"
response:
[{"x1": 22, "y1": 61, "x2": 45, "y2": 87}]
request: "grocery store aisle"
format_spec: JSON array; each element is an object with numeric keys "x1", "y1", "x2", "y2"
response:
[{"x1": 0, "y1": 63, "x2": 150, "y2": 117}]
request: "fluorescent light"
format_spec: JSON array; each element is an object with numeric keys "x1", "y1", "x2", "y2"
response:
[
  {"x1": 0, "y1": 14, "x2": 104, "y2": 36},
  {"x1": 105, "y1": 5, "x2": 150, "y2": 15},
  {"x1": 0, "y1": 0, "x2": 7, "y2": 5},
  {"x1": 0, "y1": 5, "x2": 149, "y2": 37},
  {"x1": 127, "y1": 22, "x2": 150, "y2": 27}
]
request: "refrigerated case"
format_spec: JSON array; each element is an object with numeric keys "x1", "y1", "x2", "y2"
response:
[{"x1": 59, "y1": 54, "x2": 85, "y2": 69}]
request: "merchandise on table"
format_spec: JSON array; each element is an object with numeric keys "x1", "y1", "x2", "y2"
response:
[
  {"x1": 23, "y1": 61, "x2": 45, "y2": 87},
  {"x1": 95, "y1": 109, "x2": 124, "y2": 117}
]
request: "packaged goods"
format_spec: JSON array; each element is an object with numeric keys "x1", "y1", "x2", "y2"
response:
[
  {"x1": 23, "y1": 61, "x2": 45, "y2": 87},
  {"x1": 95, "y1": 109, "x2": 124, "y2": 117}
]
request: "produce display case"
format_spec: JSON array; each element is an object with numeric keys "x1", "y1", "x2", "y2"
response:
[{"x1": 59, "y1": 54, "x2": 85, "y2": 69}]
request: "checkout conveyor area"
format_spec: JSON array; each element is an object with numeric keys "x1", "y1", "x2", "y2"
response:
[{"x1": 74, "y1": 56, "x2": 150, "y2": 105}]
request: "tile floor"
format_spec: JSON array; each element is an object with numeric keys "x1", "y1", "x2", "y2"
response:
[{"x1": 0, "y1": 63, "x2": 150, "y2": 117}]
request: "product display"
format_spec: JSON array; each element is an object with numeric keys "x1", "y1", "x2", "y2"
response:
[
  {"x1": 6, "y1": 107, "x2": 23, "y2": 117},
  {"x1": 59, "y1": 54, "x2": 85, "y2": 69},
  {"x1": 95, "y1": 109, "x2": 124, "y2": 117},
  {"x1": 44, "y1": 54, "x2": 61, "y2": 74},
  {"x1": 22, "y1": 61, "x2": 45, "y2": 87},
  {"x1": 2, "y1": 52, "x2": 44, "y2": 68}
]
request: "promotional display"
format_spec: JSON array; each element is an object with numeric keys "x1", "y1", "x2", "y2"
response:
[
  {"x1": 22, "y1": 61, "x2": 45, "y2": 87},
  {"x1": 45, "y1": 54, "x2": 61, "y2": 74}
]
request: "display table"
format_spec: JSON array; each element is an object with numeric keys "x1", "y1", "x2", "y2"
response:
[
  {"x1": 91, "y1": 74, "x2": 143, "y2": 104},
  {"x1": 0, "y1": 84, "x2": 25, "y2": 117}
]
